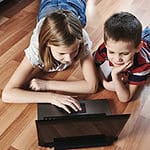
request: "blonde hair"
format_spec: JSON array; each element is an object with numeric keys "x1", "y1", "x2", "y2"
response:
[{"x1": 39, "y1": 10, "x2": 84, "y2": 72}]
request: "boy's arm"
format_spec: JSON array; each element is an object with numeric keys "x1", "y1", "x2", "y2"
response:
[
  {"x1": 111, "y1": 73, "x2": 139, "y2": 102},
  {"x1": 97, "y1": 67, "x2": 115, "y2": 91},
  {"x1": 111, "y1": 61, "x2": 139, "y2": 102}
]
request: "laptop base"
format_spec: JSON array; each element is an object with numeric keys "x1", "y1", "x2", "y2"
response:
[{"x1": 54, "y1": 134, "x2": 117, "y2": 150}]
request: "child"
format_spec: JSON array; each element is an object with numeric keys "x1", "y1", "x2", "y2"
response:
[
  {"x1": 2, "y1": 0, "x2": 98, "y2": 113},
  {"x1": 93, "y1": 12, "x2": 150, "y2": 102}
]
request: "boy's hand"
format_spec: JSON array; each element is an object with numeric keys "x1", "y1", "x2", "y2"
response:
[{"x1": 111, "y1": 61, "x2": 133, "y2": 77}]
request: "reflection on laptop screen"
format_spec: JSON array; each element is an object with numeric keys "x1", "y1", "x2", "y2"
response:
[{"x1": 36, "y1": 114, "x2": 130, "y2": 148}]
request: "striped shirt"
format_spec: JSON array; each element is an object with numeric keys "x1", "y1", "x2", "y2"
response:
[{"x1": 93, "y1": 33, "x2": 150, "y2": 85}]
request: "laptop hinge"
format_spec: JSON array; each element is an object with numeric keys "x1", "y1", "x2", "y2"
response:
[{"x1": 54, "y1": 134, "x2": 117, "y2": 150}]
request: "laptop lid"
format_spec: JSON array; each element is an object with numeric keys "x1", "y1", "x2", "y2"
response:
[
  {"x1": 38, "y1": 99, "x2": 112, "y2": 120},
  {"x1": 35, "y1": 114, "x2": 130, "y2": 148}
]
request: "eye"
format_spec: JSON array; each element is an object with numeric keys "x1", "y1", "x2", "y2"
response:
[
  {"x1": 122, "y1": 52, "x2": 130, "y2": 55},
  {"x1": 59, "y1": 53, "x2": 65, "y2": 55},
  {"x1": 108, "y1": 51, "x2": 114, "y2": 54}
]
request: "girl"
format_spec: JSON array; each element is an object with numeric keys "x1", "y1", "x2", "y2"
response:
[{"x1": 2, "y1": 0, "x2": 98, "y2": 113}]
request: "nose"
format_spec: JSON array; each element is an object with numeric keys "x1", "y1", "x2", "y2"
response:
[
  {"x1": 64, "y1": 54, "x2": 72, "y2": 63},
  {"x1": 116, "y1": 54, "x2": 123, "y2": 62}
]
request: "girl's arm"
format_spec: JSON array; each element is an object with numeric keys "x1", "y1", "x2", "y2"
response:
[
  {"x1": 30, "y1": 54, "x2": 98, "y2": 93},
  {"x1": 2, "y1": 56, "x2": 81, "y2": 113}
]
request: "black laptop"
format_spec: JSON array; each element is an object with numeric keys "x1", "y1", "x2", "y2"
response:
[
  {"x1": 38, "y1": 99, "x2": 112, "y2": 120},
  {"x1": 36, "y1": 99, "x2": 130, "y2": 149}
]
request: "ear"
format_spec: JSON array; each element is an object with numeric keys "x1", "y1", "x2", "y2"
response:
[{"x1": 136, "y1": 41, "x2": 143, "y2": 52}]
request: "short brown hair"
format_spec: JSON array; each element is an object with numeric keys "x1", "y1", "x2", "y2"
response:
[{"x1": 104, "y1": 12, "x2": 142, "y2": 48}]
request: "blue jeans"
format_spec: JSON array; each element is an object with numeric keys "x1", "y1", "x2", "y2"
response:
[
  {"x1": 38, "y1": 0, "x2": 86, "y2": 27},
  {"x1": 142, "y1": 27, "x2": 150, "y2": 44}
]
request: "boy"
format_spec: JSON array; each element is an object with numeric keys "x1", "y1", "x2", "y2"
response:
[{"x1": 93, "y1": 12, "x2": 150, "y2": 102}]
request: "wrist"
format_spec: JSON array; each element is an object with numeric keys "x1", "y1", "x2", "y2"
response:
[
  {"x1": 103, "y1": 80, "x2": 109, "y2": 89},
  {"x1": 111, "y1": 72, "x2": 119, "y2": 80},
  {"x1": 45, "y1": 80, "x2": 52, "y2": 90},
  {"x1": 49, "y1": 92, "x2": 57, "y2": 104}
]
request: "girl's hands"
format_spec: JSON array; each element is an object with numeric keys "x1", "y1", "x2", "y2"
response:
[
  {"x1": 30, "y1": 79, "x2": 82, "y2": 113},
  {"x1": 51, "y1": 94, "x2": 82, "y2": 113}
]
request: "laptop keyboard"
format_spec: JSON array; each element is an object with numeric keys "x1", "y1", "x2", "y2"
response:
[
  {"x1": 69, "y1": 103, "x2": 86, "y2": 114},
  {"x1": 43, "y1": 103, "x2": 87, "y2": 120}
]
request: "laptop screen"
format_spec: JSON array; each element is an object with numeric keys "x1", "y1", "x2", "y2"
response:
[{"x1": 36, "y1": 114, "x2": 130, "y2": 148}]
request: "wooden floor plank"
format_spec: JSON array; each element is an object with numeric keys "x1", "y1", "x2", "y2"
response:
[
  {"x1": 0, "y1": 0, "x2": 36, "y2": 18},
  {"x1": 0, "y1": 0, "x2": 150, "y2": 149},
  {"x1": 0, "y1": 104, "x2": 36, "y2": 150}
]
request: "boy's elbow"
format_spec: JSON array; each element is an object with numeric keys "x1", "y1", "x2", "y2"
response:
[
  {"x1": 118, "y1": 96, "x2": 131, "y2": 103},
  {"x1": 119, "y1": 99, "x2": 130, "y2": 103}
]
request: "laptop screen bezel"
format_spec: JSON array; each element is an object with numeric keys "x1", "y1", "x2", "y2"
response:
[{"x1": 36, "y1": 114, "x2": 130, "y2": 147}]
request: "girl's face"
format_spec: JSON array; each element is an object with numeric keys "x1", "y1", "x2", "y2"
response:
[
  {"x1": 50, "y1": 40, "x2": 80, "y2": 64},
  {"x1": 105, "y1": 39, "x2": 139, "y2": 67}
]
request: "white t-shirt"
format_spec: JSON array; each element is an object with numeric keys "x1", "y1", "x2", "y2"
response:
[{"x1": 25, "y1": 17, "x2": 92, "y2": 72}]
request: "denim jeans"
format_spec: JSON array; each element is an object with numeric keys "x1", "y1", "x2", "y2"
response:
[
  {"x1": 142, "y1": 27, "x2": 150, "y2": 44},
  {"x1": 38, "y1": 0, "x2": 86, "y2": 27}
]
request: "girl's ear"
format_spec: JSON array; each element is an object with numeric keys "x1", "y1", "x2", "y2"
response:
[{"x1": 136, "y1": 41, "x2": 143, "y2": 52}]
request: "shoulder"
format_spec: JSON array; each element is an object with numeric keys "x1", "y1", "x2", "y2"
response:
[
  {"x1": 96, "y1": 43, "x2": 107, "y2": 53},
  {"x1": 78, "y1": 29, "x2": 92, "y2": 60},
  {"x1": 34, "y1": 17, "x2": 46, "y2": 34},
  {"x1": 128, "y1": 45, "x2": 150, "y2": 85},
  {"x1": 93, "y1": 43, "x2": 107, "y2": 63},
  {"x1": 135, "y1": 41, "x2": 150, "y2": 65},
  {"x1": 24, "y1": 18, "x2": 46, "y2": 68},
  {"x1": 82, "y1": 29, "x2": 92, "y2": 51},
  {"x1": 132, "y1": 45, "x2": 150, "y2": 72}
]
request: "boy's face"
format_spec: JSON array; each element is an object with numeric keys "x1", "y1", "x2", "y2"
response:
[
  {"x1": 105, "y1": 39, "x2": 139, "y2": 67},
  {"x1": 50, "y1": 39, "x2": 80, "y2": 64}
]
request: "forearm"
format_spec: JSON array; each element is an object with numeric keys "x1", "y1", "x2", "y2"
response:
[
  {"x1": 98, "y1": 68, "x2": 115, "y2": 91},
  {"x1": 2, "y1": 88, "x2": 55, "y2": 103},
  {"x1": 46, "y1": 80, "x2": 97, "y2": 94},
  {"x1": 2, "y1": 87, "x2": 82, "y2": 113},
  {"x1": 112, "y1": 75, "x2": 130, "y2": 102},
  {"x1": 103, "y1": 80, "x2": 115, "y2": 91}
]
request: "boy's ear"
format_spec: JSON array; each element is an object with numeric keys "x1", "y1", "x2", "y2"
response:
[{"x1": 136, "y1": 41, "x2": 143, "y2": 52}]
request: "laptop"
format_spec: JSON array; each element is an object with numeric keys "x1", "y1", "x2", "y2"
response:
[
  {"x1": 38, "y1": 99, "x2": 112, "y2": 120},
  {"x1": 36, "y1": 99, "x2": 130, "y2": 149}
]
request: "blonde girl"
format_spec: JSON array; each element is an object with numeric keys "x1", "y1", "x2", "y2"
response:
[{"x1": 2, "y1": 0, "x2": 98, "y2": 113}]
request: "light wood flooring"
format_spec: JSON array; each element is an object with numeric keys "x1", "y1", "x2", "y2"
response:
[{"x1": 0, "y1": 0, "x2": 150, "y2": 149}]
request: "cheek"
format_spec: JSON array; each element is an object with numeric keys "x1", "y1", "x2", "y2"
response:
[
  {"x1": 51, "y1": 51, "x2": 61, "y2": 60},
  {"x1": 107, "y1": 54, "x2": 113, "y2": 60},
  {"x1": 72, "y1": 50, "x2": 79, "y2": 58},
  {"x1": 125, "y1": 54, "x2": 134, "y2": 61}
]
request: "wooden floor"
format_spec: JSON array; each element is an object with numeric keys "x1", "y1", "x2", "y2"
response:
[{"x1": 0, "y1": 0, "x2": 150, "y2": 149}]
